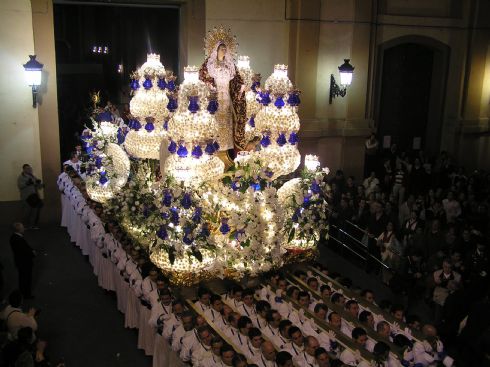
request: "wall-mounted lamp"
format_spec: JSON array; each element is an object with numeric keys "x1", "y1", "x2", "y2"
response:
[
  {"x1": 329, "y1": 59, "x2": 354, "y2": 104},
  {"x1": 23, "y1": 55, "x2": 43, "y2": 108}
]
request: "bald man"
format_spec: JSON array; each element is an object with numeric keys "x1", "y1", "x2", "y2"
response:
[
  {"x1": 258, "y1": 340, "x2": 276, "y2": 367},
  {"x1": 294, "y1": 336, "x2": 320, "y2": 367}
]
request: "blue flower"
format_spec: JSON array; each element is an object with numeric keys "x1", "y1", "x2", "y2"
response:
[
  {"x1": 167, "y1": 80, "x2": 176, "y2": 92},
  {"x1": 163, "y1": 120, "x2": 168, "y2": 131},
  {"x1": 180, "y1": 192, "x2": 192, "y2": 209},
  {"x1": 170, "y1": 207, "x2": 179, "y2": 225},
  {"x1": 220, "y1": 219, "x2": 230, "y2": 234},
  {"x1": 311, "y1": 181, "x2": 321, "y2": 194},
  {"x1": 252, "y1": 182, "x2": 261, "y2": 191},
  {"x1": 183, "y1": 235, "x2": 193, "y2": 245},
  {"x1": 95, "y1": 156, "x2": 103, "y2": 169},
  {"x1": 260, "y1": 92, "x2": 271, "y2": 106},
  {"x1": 231, "y1": 181, "x2": 240, "y2": 191},
  {"x1": 142, "y1": 206, "x2": 150, "y2": 218},
  {"x1": 162, "y1": 191, "x2": 172, "y2": 207},
  {"x1": 292, "y1": 208, "x2": 301, "y2": 223},
  {"x1": 143, "y1": 78, "x2": 152, "y2": 90},
  {"x1": 167, "y1": 97, "x2": 178, "y2": 112},
  {"x1": 157, "y1": 225, "x2": 168, "y2": 240},
  {"x1": 248, "y1": 116, "x2": 255, "y2": 127},
  {"x1": 99, "y1": 171, "x2": 108, "y2": 185},
  {"x1": 168, "y1": 140, "x2": 177, "y2": 154},
  {"x1": 274, "y1": 96, "x2": 285, "y2": 109},
  {"x1": 276, "y1": 133, "x2": 287, "y2": 146},
  {"x1": 213, "y1": 141, "x2": 220, "y2": 151},
  {"x1": 207, "y1": 99, "x2": 218, "y2": 114},
  {"x1": 192, "y1": 207, "x2": 202, "y2": 223},
  {"x1": 97, "y1": 111, "x2": 112, "y2": 122},
  {"x1": 260, "y1": 134, "x2": 271, "y2": 148},
  {"x1": 128, "y1": 119, "x2": 141, "y2": 131},
  {"x1": 205, "y1": 142, "x2": 215, "y2": 155},
  {"x1": 157, "y1": 78, "x2": 167, "y2": 90},
  {"x1": 130, "y1": 79, "x2": 140, "y2": 91},
  {"x1": 288, "y1": 132, "x2": 298, "y2": 145},
  {"x1": 144, "y1": 122, "x2": 155, "y2": 132},
  {"x1": 191, "y1": 145, "x2": 203, "y2": 159},
  {"x1": 177, "y1": 144, "x2": 188, "y2": 158},
  {"x1": 188, "y1": 96, "x2": 199, "y2": 113}
]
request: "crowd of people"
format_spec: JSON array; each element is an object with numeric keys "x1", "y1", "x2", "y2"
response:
[{"x1": 328, "y1": 137, "x2": 490, "y2": 366}]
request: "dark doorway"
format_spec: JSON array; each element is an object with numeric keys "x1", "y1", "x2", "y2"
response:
[
  {"x1": 53, "y1": 2, "x2": 179, "y2": 162},
  {"x1": 378, "y1": 43, "x2": 433, "y2": 151},
  {"x1": 375, "y1": 37, "x2": 449, "y2": 157}
]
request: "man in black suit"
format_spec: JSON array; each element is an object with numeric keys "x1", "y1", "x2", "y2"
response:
[{"x1": 9, "y1": 223, "x2": 35, "y2": 298}]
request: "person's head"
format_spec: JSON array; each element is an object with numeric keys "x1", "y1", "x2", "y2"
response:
[
  {"x1": 232, "y1": 353, "x2": 247, "y2": 367},
  {"x1": 211, "y1": 336, "x2": 224, "y2": 356},
  {"x1": 442, "y1": 259, "x2": 452, "y2": 274},
  {"x1": 298, "y1": 291, "x2": 311, "y2": 308},
  {"x1": 320, "y1": 284, "x2": 332, "y2": 299},
  {"x1": 220, "y1": 343, "x2": 236, "y2": 366},
  {"x1": 279, "y1": 319, "x2": 292, "y2": 338},
  {"x1": 22, "y1": 163, "x2": 32, "y2": 175},
  {"x1": 376, "y1": 321, "x2": 391, "y2": 339},
  {"x1": 345, "y1": 300, "x2": 360, "y2": 318},
  {"x1": 237, "y1": 316, "x2": 253, "y2": 335},
  {"x1": 148, "y1": 268, "x2": 159, "y2": 282},
  {"x1": 328, "y1": 312, "x2": 341, "y2": 328},
  {"x1": 359, "y1": 310, "x2": 374, "y2": 329},
  {"x1": 294, "y1": 270, "x2": 307, "y2": 281},
  {"x1": 276, "y1": 350, "x2": 293, "y2": 367},
  {"x1": 197, "y1": 287, "x2": 211, "y2": 305},
  {"x1": 390, "y1": 304, "x2": 405, "y2": 321},
  {"x1": 304, "y1": 335, "x2": 320, "y2": 356},
  {"x1": 210, "y1": 294, "x2": 223, "y2": 312},
  {"x1": 156, "y1": 274, "x2": 168, "y2": 290},
  {"x1": 286, "y1": 286, "x2": 300, "y2": 300},
  {"x1": 266, "y1": 309, "x2": 282, "y2": 328},
  {"x1": 230, "y1": 285, "x2": 243, "y2": 301},
  {"x1": 181, "y1": 311, "x2": 195, "y2": 331},
  {"x1": 9, "y1": 290, "x2": 23, "y2": 308},
  {"x1": 277, "y1": 277, "x2": 288, "y2": 292},
  {"x1": 159, "y1": 288, "x2": 172, "y2": 305},
  {"x1": 70, "y1": 151, "x2": 79, "y2": 162},
  {"x1": 248, "y1": 327, "x2": 263, "y2": 349},
  {"x1": 314, "y1": 303, "x2": 329, "y2": 320},
  {"x1": 422, "y1": 324, "x2": 438, "y2": 338},
  {"x1": 261, "y1": 340, "x2": 276, "y2": 361},
  {"x1": 373, "y1": 341, "x2": 390, "y2": 362},
  {"x1": 12, "y1": 222, "x2": 25, "y2": 235},
  {"x1": 217, "y1": 43, "x2": 227, "y2": 60},
  {"x1": 228, "y1": 312, "x2": 241, "y2": 328},
  {"x1": 330, "y1": 292, "x2": 345, "y2": 306},
  {"x1": 307, "y1": 277, "x2": 319, "y2": 291},
  {"x1": 242, "y1": 288, "x2": 255, "y2": 307},
  {"x1": 406, "y1": 314, "x2": 421, "y2": 330},
  {"x1": 198, "y1": 325, "x2": 213, "y2": 346},
  {"x1": 352, "y1": 327, "x2": 367, "y2": 347},
  {"x1": 288, "y1": 326, "x2": 303, "y2": 347},
  {"x1": 172, "y1": 299, "x2": 184, "y2": 315},
  {"x1": 360, "y1": 289, "x2": 375, "y2": 304},
  {"x1": 256, "y1": 300, "x2": 271, "y2": 317},
  {"x1": 315, "y1": 347, "x2": 330, "y2": 367}
]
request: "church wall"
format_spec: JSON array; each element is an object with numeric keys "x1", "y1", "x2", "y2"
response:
[{"x1": 0, "y1": 1, "x2": 43, "y2": 215}]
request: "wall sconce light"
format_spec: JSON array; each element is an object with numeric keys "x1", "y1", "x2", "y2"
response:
[
  {"x1": 23, "y1": 55, "x2": 43, "y2": 108},
  {"x1": 329, "y1": 59, "x2": 354, "y2": 104}
]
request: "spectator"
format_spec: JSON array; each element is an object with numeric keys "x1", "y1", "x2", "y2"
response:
[
  {"x1": 0, "y1": 290, "x2": 38, "y2": 340},
  {"x1": 17, "y1": 164, "x2": 44, "y2": 229},
  {"x1": 9, "y1": 223, "x2": 36, "y2": 298}
]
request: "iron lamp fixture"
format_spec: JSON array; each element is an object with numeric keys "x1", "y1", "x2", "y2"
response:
[
  {"x1": 23, "y1": 55, "x2": 43, "y2": 108},
  {"x1": 329, "y1": 59, "x2": 354, "y2": 104}
]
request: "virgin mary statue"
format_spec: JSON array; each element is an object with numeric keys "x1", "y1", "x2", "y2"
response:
[{"x1": 199, "y1": 26, "x2": 247, "y2": 161}]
